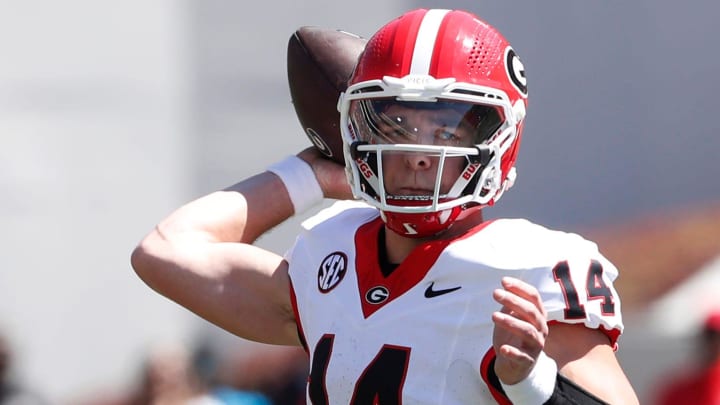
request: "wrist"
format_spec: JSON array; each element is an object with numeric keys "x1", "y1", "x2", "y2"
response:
[
  {"x1": 500, "y1": 351, "x2": 558, "y2": 405},
  {"x1": 267, "y1": 155, "x2": 324, "y2": 214}
]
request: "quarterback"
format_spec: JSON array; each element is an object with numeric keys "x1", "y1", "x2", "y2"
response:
[{"x1": 131, "y1": 8, "x2": 639, "y2": 404}]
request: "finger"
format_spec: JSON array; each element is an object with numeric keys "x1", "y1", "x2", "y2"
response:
[
  {"x1": 493, "y1": 288, "x2": 548, "y2": 336},
  {"x1": 497, "y1": 342, "x2": 536, "y2": 365},
  {"x1": 501, "y1": 277, "x2": 547, "y2": 317},
  {"x1": 492, "y1": 310, "x2": 545, "y2": 352}
]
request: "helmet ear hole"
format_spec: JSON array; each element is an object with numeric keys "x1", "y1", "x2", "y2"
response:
[{"x1": 504, "y1": 167, "x2": 517, "y2": 191}]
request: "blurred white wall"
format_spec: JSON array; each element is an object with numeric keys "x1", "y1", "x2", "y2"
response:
[{"x1": 0, "y1": 0, "x2": 195, "y2": 401}]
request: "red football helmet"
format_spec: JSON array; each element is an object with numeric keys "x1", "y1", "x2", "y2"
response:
[{"x1": 339, "y1": 8, "x2": 528, "y2": 238}]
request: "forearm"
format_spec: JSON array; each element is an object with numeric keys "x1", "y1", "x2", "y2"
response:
[
  {"x1": 555, "y1": 349, "x2": 638, "y2": 404},
  {"x1": 545, "y1": 325, "x2": 639, "y2": 404},
  {"x1": 155, "y1": 171, "x2": 294, "y2": 245}
]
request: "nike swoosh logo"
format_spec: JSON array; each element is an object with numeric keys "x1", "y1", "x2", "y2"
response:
[{"x1": 424, "y1": 282, "x2": 462, "y2": 298}]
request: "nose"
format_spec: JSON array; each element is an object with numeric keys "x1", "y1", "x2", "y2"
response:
[{"x1": 404, "y1": 152, "x2": 433, "y2": 171}]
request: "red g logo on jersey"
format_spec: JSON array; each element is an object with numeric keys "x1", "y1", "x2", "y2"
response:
[{"x1": 318, "y1": 252, "x2": 348, "y2": 293}]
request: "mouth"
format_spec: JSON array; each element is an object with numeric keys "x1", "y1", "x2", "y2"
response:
[{"x1": 392, "y1": 187, "x2": 434, "y2": 197}]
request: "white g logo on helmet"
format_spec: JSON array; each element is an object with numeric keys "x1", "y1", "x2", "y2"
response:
[{"x1": 505, "y1": 47, "x2": 527, "y2": 97}]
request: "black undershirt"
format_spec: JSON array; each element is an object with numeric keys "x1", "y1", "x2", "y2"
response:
[{"x1": 377, "y1": 227, "x2": 399, "y2": 277}]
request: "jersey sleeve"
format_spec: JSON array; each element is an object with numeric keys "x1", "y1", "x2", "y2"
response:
[
  {"x1": 520, "y1": 230, "x2": 624, "y2": 347},
  {"x1": 283, "y1": 200, "x2": 374, "y2": 262}
]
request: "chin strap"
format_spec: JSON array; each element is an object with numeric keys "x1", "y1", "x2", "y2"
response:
[{"x1": 491, "y1": 166, "x2": 517, "y2": 204}]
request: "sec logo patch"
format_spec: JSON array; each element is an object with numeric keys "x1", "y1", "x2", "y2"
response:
[{"x1": 317, "y1": 252, "x2": 348, "y2": 293}]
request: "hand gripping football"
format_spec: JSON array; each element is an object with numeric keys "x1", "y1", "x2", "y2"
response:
[{"x1": 287, "y1": 26, "x2": 366, "y2": 164}]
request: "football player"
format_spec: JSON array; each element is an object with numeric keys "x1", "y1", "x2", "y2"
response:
[
  {"x1": 655, "y1": 309, "x2": 720, "y2": 404},
  {"x1": 131, "y1": 8, "x2": 639, "y2": 404}
]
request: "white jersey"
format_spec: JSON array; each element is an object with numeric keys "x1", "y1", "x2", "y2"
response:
[{"x1": 287, "y1": 201, "x2": 623, "y2": 404}]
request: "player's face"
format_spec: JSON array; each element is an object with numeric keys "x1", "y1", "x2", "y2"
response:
[
  {"x1": 376, "y1": 104, "x2": 474, "y2": 197},
  {"x1": 372, "y1": 103, "x2": 476, "y2": 147}
]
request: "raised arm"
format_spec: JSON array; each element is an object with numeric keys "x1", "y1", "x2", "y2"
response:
[{"x1": 130, "y1": 148, "x2": 350, "y2": 345}]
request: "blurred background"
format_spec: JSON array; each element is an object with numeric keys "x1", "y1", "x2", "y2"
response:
[{"x1": 1, "y1": 0, "x2": 719, "y2": 403}]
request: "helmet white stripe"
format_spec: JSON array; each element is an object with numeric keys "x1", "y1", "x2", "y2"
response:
[{"x1": 409, "y1": 9, "x2": 450, "y2": 75}]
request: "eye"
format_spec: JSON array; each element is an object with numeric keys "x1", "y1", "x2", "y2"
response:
[
  {"x1": 374, "y1": 116, "x2": 408, "y2": 143},
  {"x1": 382, "y1": 128, "x2": 405, "y2": 140},
  {"x1": 382, "y1": 123, "x2": 406, "y2": 137},
  {"x1": 435, "y1": 128, "x2": 462, "y2": 144},
  {"x1": 380, "y1": 116, "x2": 413, "y2": 138},
  {"x1": 438, "y1": 129, "x2": 457, "y2": 140}
]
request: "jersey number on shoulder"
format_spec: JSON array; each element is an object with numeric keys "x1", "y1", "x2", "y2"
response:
[
  {"x1": 552, "y1": 259, "x2": 615, "y2": 319},
  {"x1": 309, "y1": 334, "x2": 410, "y2": 404}
]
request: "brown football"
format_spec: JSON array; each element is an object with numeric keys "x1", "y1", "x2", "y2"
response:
[{"x1": 287, "y1": 26, "x2": 366, "y2": 164}]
